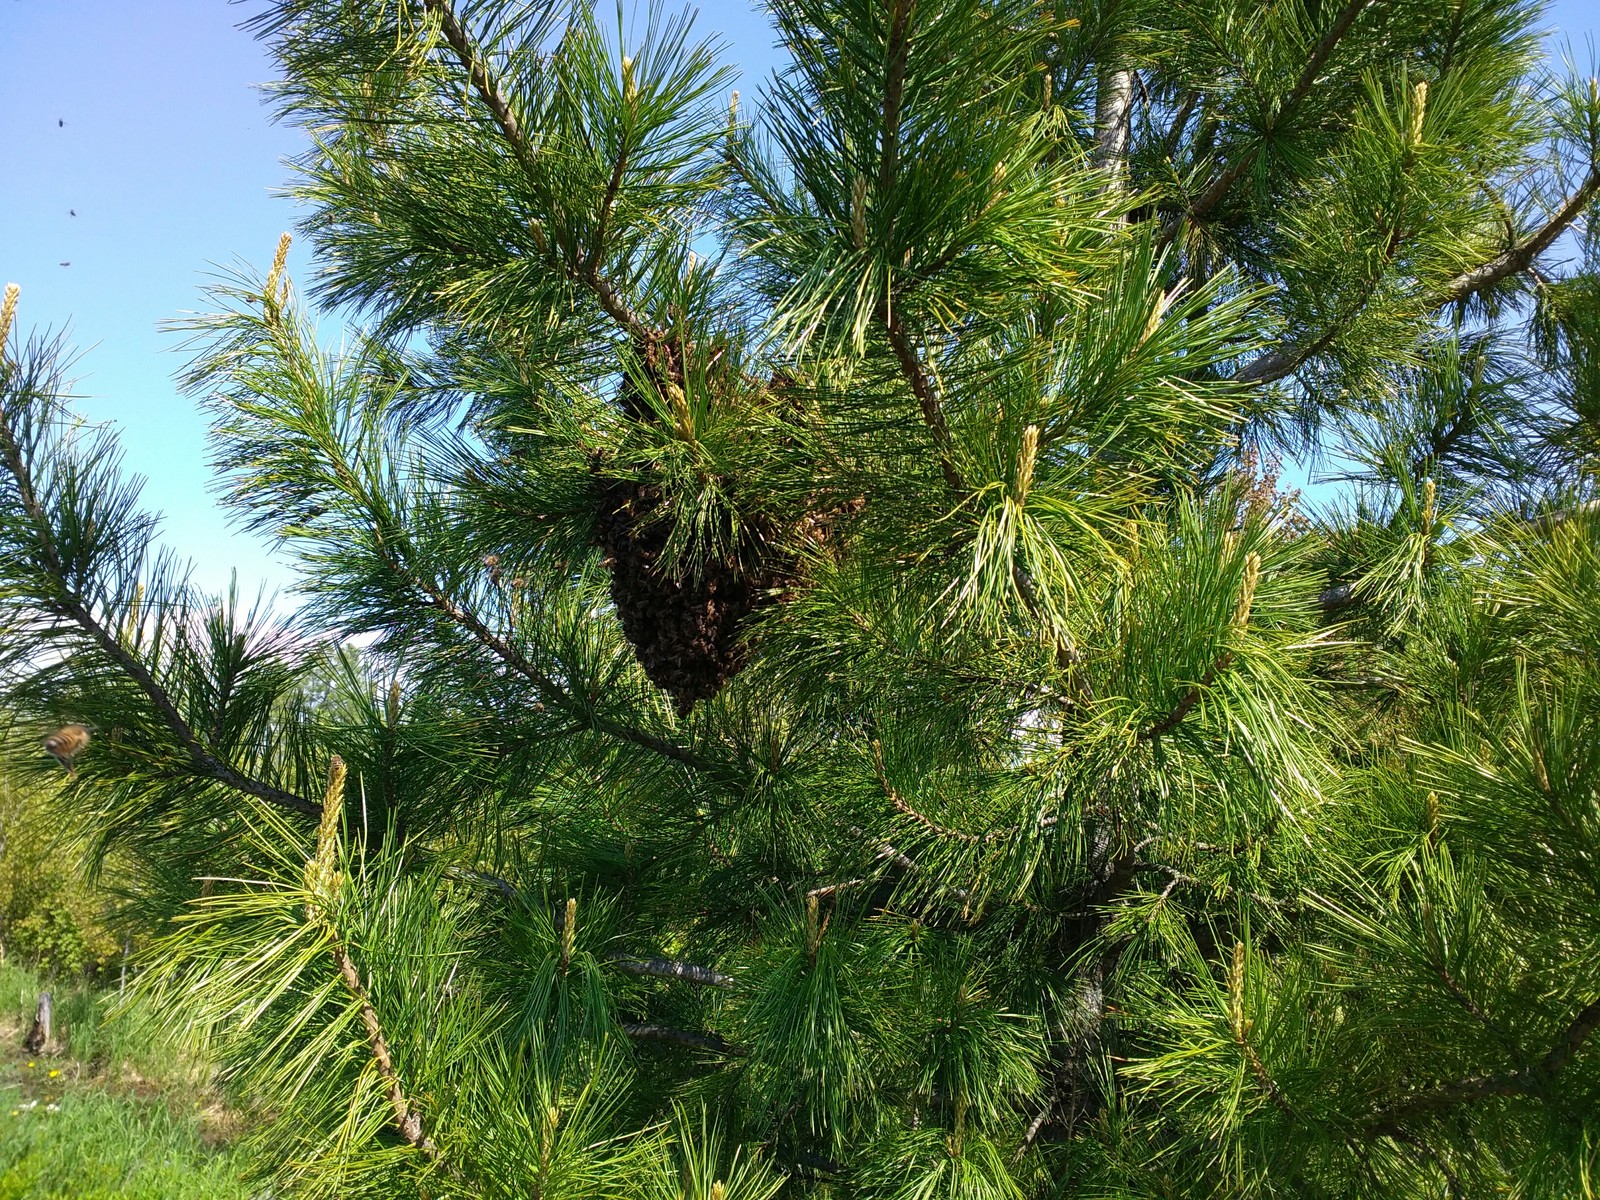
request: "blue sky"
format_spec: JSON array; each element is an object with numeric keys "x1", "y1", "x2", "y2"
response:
[{"x1": 2, "y1": 1, "x2": 1597, "y2": 600}]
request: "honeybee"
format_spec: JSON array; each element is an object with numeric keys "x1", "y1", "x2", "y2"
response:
[{"x1": 43, "y1": 724, "x2": 91, "y2": 773}]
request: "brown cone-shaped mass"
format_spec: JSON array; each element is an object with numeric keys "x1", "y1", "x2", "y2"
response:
[
  {"x1": 592, "y1": 330, "x2": 777, "y2": 713},
  {"x1": 593, "y1": 477, "x2": 784, "y2": 715},
  {"x1": 594, "y1": 335, "x2": 851, "y2": 713}
]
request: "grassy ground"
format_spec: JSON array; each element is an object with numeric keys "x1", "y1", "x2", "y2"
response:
[{"x1": 0, "y1": 962, "x2": 255, "y2": 1199}]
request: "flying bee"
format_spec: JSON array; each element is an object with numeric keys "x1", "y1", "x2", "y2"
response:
[{"x1": 43, "y1": 724, "x2": 91, "y2": 773}]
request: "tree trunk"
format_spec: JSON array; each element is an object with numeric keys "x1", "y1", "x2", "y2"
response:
[
  {"x1": 23, "y1": 991, "x2": 51, "y2": 1054},
  {"x1": 1092, "y1": 66, "x2": 1135, "y2": 191}
]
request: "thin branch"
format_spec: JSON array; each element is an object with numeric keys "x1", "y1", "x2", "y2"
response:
[
  {"x1": 1529, "y1": 499, "x2": 1600, "y2": 532},
  {"x1": 1231, "y1": 309, "x2": 1356, "y2": 386},
  {"x1": 334, "y1": 939, "x2": 444, "y2": 1160},
  {"x1": 457, "y1": 867, "x2": 519, "y2": 899},
  {"x1": 1138, "y1": 654, "x2": 1231, "y2": 742},
  {"x1": 872, "y1": 739, "x2": 978, "y2": 842},
  {"x1": 1015, "y1": 1075, "x2": 1063, "y2": 1160},
  {"x1": 621, "y1": 1023, "x2": 745, "y2": 1055},
  {"x1": 404, "y1": 569, "x2": 712, "y2": 772},
  {"x1": 1436, "y1": 964, "x2": 1503, "y2": 1041},
  {"x1": 1394, "y1": 1130, "x2": 1466, "y2": 1199},
  {"x1": 1277, "y1": 0, "x2": 1372, "y2": 132},
  {"x1": 1437, "y1": 168, "x2": 1600, "y2": 305},
  {"x1": 875, "y1": 0, "x2": 912, "y2": 204},
  {"x1": 590, "y1": 136, "x2": 632, "y2": 266},
  {"x1": 1235, "y1": 166, "x2": 1600, "y2": 387},
  {"x1": 785, "y1": 1151, "x2": 849, "y2": 1179},
  {"x1": 65, "y1": 598, "x2": 320, "y2": 817},
  {"x1": 610, "y1": 955, "x2": 734, "y2": 989},
  {"x1": 309, "y1": 758, "x2": 442, "y2": 1165},
  {"x1": 421, "y1": 0, "x2": 536, "y2": 179},
  {"x1": 811, "y1": 824, "x2": 970, "y2": 905},
  {"x1": 1160, "y1": 0, "x2": 1370, "y2": 244},
  {"x1": 862, "y1": 0, "x2": 963, "y2": 495},
  {"x1": 1536, "y1": 996, "x2": 1600, "y2": 1082},
  {"x1": 864, "y1": 830, "x2": 920, "y2": 875},
  {"x1": 1240, "y1": 1036, "x2": 1298, "y2": 1120},
  {"x1": 1159, "y1": 90, "x2": 1201, "y2": 162},
  {"x1": 1146, "y1": 869, "x2": 1185, "y2": 918},
  {"x1": 884, "y1": 312, "x2": 965, "y2": 494},
  {"x1": 1363, "y1": 996, "x2": 1600, "y2": 1133},
  {"x1": 806, "y1": 876, "x2": 866, "y2": 899},
  {"x1": 1232, "y1": 249, "x2": 1397, "y2": 386}
]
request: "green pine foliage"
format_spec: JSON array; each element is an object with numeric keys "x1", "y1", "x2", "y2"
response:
[{"x1": 2, "y1": 1, "x2": 1599, "y2": 1195}]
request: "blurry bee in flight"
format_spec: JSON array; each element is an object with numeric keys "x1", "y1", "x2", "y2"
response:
[{"x1": 43, "y1": 724, "x2": 90, "y2": 774}]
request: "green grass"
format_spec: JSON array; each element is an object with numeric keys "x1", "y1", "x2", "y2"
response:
[
  {"x1": 0, "y1": 963, "x2": 254, "y2": 1200},
  {"x1": 0, "y1": 1090, "x2": 254, "y2": 1199}
]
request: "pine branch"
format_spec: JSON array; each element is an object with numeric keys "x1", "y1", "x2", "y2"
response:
[
  {"x1": 399, "y1": 565, "x2": 711, "y2": 772},
  {"x1": 333, "y1": 939, "x2": 444, "y2": 1160},
  {"x1": 1232, "y1": 250, "x2": 1396, "y2": 386},
  {"x1": 875, "y1": 0, "x2": 912, "y2": 204},
  {"x1": 62, "y1": 596, "x2": 320, "y2": 817},
  {"x1": 0, "y1": 355, "x2": 317, "y2": 818},
  {"x1": 872, "y1": 739, "x2": 978, "y2": 843},
  {"x1": 1159, "y1": 91, "x2": 1201, "y2": 163},
  {"x1": 1436, "y1": 166, "x2": 1600, "y2": 304},
  {"x1": 1159, "y1": 0, "x2": 1371, "y2": 245},
  {"x1": 611, "y1": 955, "x2": 734, "y2": 989},
  {"x1": 420, "y1": 0, "x2": 655, "y2": 344},
  {"x1": 1394, "y1": 1130, "x2": 1466, "y2": 1199},
  {"x1": 1231, "y1": 313, "x2": 1356, "y2": 387},
  {"x1": 1241, "y1": 1036, "x2": 1297, "y2": 1120},
  {"x1": 1529, "y1": 996, "x2": 1600, "y2": 1081},
  {"x1": 308, "y1": 757, "x2": 443, "y2": 1165},
  {"x1": 853, "y1": 827, "x2": 922, "y2": 876},
  {"x1": 1227, "y1": 941, "x2": 1299, "y2": 1121},
  {"x1": 883, "y1": 304, "x2": 964, "y2": 496},
  {"x1": 805, "y1": 876, "x2": 866, "y2": 899},
  {"x1": 785, "y1": 1151, "x2": 849, "y2": 1180},
  {"x1": 621, "y1": 1023, "x2": 745, "y2": 1055},
  {"x1": 463, "y1": 868, "x2": 520, "y2": 899},
  {"x1": 864, "y1": 0, "x2": 963, "y2": 495},
  {"x1": 591, "y1": 137, "x2": 632, "y2": 267},
  {"x1": 1363, "y1": 996, "x2": 1600, "y2": 1133},
  {"x1": 1015, "y1": 1074, "x2": 1063, "y2": 1160},
  {"x1": 1436, "y1": 964, "x2": 1504, "y2": 1042},
  {"x1": 808, "y1": 824, "x2": 970, "y2": 904},
  {"x1": 1234, "y1": 166, "x2": 1600, "y2": 387},
  {"x1": 420, "y1": 0, "x2": 536, "y2": 180},
  {"x1": 1138, "y1": 654, "x2": 1232, "y2": 741},
  {"x1": 1530, "y1": 499, "x2": 1600, "y2": 531}
]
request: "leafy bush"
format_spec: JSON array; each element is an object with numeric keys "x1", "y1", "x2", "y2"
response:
[{"x1": 0, "y1": 772, "x2": 121, "y2": 980}]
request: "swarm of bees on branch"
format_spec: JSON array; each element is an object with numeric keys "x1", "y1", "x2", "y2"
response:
[{"x1": 42, "y1": 724, "x2": 90, "y2": 775}]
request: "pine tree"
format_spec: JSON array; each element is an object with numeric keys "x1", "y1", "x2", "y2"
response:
[{"x1": 2, "y1": 1, "x2": 1599, "y2": 1195}]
